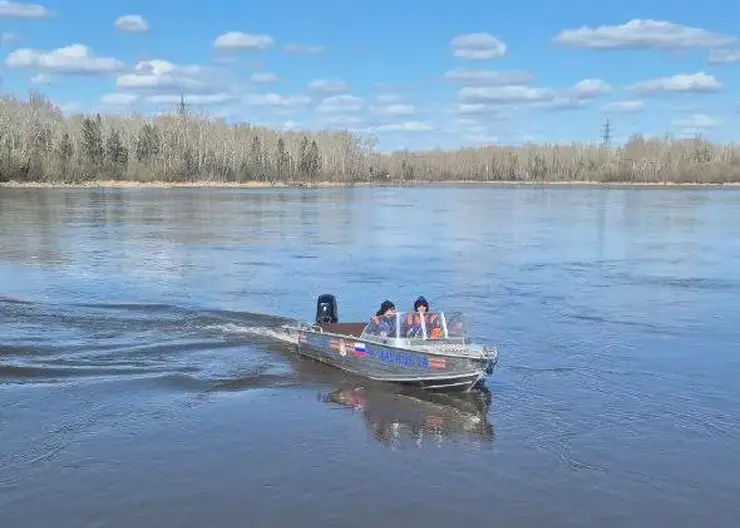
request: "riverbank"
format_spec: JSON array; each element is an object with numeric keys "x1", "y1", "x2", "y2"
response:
[{"x1": 2, "y1": 179, "x2": 740, "y2": 189}]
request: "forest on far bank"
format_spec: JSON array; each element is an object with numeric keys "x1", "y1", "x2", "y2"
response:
[{"x1": 1, "y1": 92, "x2": 738, "y2": 185}]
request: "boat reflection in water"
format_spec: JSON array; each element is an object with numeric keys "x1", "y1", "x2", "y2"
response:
[{"x1": 321, "y1": 382, "x2": 495, "y2": 449}]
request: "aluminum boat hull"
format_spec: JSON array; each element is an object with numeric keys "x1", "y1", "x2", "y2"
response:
[{"x1": 287, "y1": 323, "x2": 498, "y2": 391}]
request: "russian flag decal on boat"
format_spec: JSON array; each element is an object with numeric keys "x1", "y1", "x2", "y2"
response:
[{"x1": 353, "y1": 342, "x2": 366, "y2": 357}]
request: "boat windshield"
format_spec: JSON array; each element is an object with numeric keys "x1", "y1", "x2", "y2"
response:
[
  {"x1": 443, "y1": 312, "x2": 468, "y2": 338},
  {"x1": 360, "y1": 311, "x2": 468, "y2": 341}
]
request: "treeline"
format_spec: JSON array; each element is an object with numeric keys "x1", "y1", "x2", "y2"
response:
[
  {"x1": 380, "y1": 136, "x2": 740, "y2": 184},
  {"x1": 0, "y1": 92, "x2": 373, "y2": 184},
  {"x1": 1, "y1": 92, "x2": 739, "y2": 184}
]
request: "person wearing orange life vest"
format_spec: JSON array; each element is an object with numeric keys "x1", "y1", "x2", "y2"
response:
[
  {"x1": 404, "y1": 296, "x2": 442, "y2": 339},
  {"x1": 368, "y1": 300, "x2": 397, "y2": 337}
]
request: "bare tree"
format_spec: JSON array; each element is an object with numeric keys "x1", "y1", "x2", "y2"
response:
[{"x1": 1, "y1": 91, "x2": 739, "y2": 184}]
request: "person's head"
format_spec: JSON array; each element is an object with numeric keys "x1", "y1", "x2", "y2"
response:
[
  {"x1": 413, "y1": 296, "x2": 429, "y2": 313},
  {"x1": 376, "y1": 300, "x2": 396, "y2": 317}
]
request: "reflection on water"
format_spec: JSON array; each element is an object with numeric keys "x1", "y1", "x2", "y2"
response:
[{"x1": 322, "y1": 384, "x2": 494, "y2": 449}]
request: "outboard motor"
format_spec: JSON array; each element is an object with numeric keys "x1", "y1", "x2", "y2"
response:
[{"x1": 315, "y1": 294, "x2": 338, "y2": 324}]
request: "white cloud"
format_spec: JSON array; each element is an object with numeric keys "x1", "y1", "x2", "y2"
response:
[
  {"x1": 456, "y1": 103, "x2": 507, "y2": 116},
  {"x1": 308, "y1": 78, "x2": 348, "y2": 93},
  {"x1": 0, "y1": 1, "x2": 48, "y2": 18},
  {"x1": 101, "y1": 92, "x2": 238, "y2": 107},
  {"x1": 100, "y1": 93, "x2": 139, "y2": 105},
  {"x1": 464, "y1": 132, "x2": 499, "y2": 145},
  {"x1": 629, "y1": 72, "x2": 721, "y2": 94},
  {"x1": 376, "y1": 93, "x2": 401, "y2": 104},
  {"x1": 536, "y1": 97, "x2": 587, "y2": 111},
  {"x1": 317, "y1": 94, "x2": 364, "y2": 113},
  {"x1": 211, "y1": 54, "x2": 239, "y2": 64},
  {"x1": 444, "y1": 68, "x2": 533, "y2": 85},
  {"x1": 250, "y1": 71, "x2": 278, "y2": 84},
  {"x1": 572, "y1": 78, "x2": 611, "y2": 98},
  {"x1": 454, "y1": 117, "x2": 479, "y2": 127},
  {"x1": 116, "y1": 59, "x2": 211, "y2": 92},
  {"x1": 319, "y1": 114, "x2": 366, "y2": 127},
  {"x1": 114, "y1": 15, "x2": 149, "y2": 34},
  {"x1": 708, "y1": 49, "x2": 740, "y2": 64},
  {"x1": 451, "y1": 32, "x2": 506, "y2": 60},
  {"x1": 6, "y1": 44, "x2": 124, "y2": 74},
  {"x1": 459, "y1": 85, "x2": 554, "y2": 104},
  {"x1": 604, "y1": 100, "x2": 645, "y2": 113},
  {"x1": 554, "y1": 19, "x2": 735, "y2": 49},
  {"x1": 671, "y1": 113, "x2": 721, "y2": 129},
  {"x1": 374, "y1": 103, "x2": 416, "y2": 116},
  {"x1": 246, "y1": 93, "x2": 311, "y2": 108},
  {"x1": 373, "y1": 81, "x2": 409, "y2": 90},
  {"x1": 372, "y1": 121, "x2": 434, "y2": 132},
  {"x1": 213, "y1": 31, "x2": 273, "y2": 51},
  {"x1": 148, "y1": 93, "x2": 238, "y2": 106},
  {"x1": 1, "y1": 31, "x2": 17, "y2": 43},
  {"x1": 456, "y1": 80, "x2": 605, "y2": 115},
  {"x1": 284, "y1": 44, "x2": 324, "y2": 54},
  {"x1": 30, "y1": 72, "x2": 54, "y2": 85},
  {"x1": 465, "y1": 124, "x2": 489, "y2": 135}
]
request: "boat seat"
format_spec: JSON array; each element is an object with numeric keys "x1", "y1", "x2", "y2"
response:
[{"x1": 316, "y1": 322, "x2": 367, "y2": 338}]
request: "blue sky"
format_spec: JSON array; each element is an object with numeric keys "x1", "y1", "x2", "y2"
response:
[{"x1": 1, "y1": 0, "x2": 740, "y2": 151}]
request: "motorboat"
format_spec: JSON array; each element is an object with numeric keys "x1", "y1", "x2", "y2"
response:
[{"x1": 282, "y1": 294, "x2": 499, "y2": 391}]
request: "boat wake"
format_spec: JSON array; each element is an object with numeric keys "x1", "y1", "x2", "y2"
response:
[
  {"x1": 207, "y1": 322, "x2": 299, "y2": 345},
  {"x1": 0, "y1": 297, "x2": 304, "y2": 390}
]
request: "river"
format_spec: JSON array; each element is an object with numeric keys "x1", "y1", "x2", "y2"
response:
[{"x1": 1, "y1": 185, "x2": 739, "y2": 527}]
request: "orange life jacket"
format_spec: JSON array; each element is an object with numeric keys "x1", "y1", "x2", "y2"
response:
[{"x1": 405, "y1": 313, "x2": 441, "y2": 339}]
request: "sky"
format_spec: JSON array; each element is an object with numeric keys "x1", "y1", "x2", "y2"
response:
[{"x1": 1, "y1": 0, "x2": 740, "y2": 152}]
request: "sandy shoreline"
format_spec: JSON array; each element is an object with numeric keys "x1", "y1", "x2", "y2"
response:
[{"x1": 1, "y1": 179, "x2": 739, "y2": 189}]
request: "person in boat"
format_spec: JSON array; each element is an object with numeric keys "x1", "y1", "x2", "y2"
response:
[
  {"x1": 404, "y1": 296, "x2": 442, "y2": 339},
  {"x1": 368, "y1": 300, "x2": 397, "y2": 337}
]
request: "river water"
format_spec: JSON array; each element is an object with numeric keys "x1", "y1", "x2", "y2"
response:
[{"x1": 1, "y1": 185, "x2": 739, "y2": 527}]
